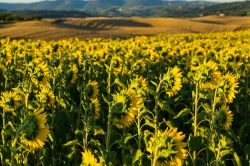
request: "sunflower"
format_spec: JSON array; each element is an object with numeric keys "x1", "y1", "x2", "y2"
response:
[
  {"x1": 130, "y1": 76, "x2": 148, "y2": 96},
  {"x1": 190, "y1": 56, "x2": 201, "y2": 72},
  {"x1": 66, "y1": 64, "x2": 78, "y2": 84},
  {"x1": 86, "y1": 81, "x2": 99, "y2": 100},
  {"x1": 217, "y1": 106, "x2": 233, "y2": 130},
  {"x1": 30, "y1": 61, "x2": 50, "y2": 86},
  {"x1": 36, "y1": 86, "x2": 55, "y2": 107},
  {"x1": 22, "y1": 109, "x2": 50, "y2": 150},
  {"x1": 89, "y1": 99, "x2": 101, "y2": 120},
  {"x1": 111, "y1": 56, "x2": 123, "y2": 74},
  {"x1": 163, "y1": 67, "x2": 182, "y2": 97},
  {"x1": 81, "y1": 149, "x2": 101, "y2": 166},
  {"x1": 132, "y1": 59, "x2": 146, "y2": 73},
  {"x1": 147, "y1": 128, "x2": 187, "y2": 166},
  {"x1": 195, "y1": 60, "x2": 222, "y2": 90},
  {"x1": 218, "y1": 73, "x2": 239, "y2": 103},
  {"x1": 0, "y1": 91, "x2": 22, "y2": 112},
  {"x1": 112, "y1": 88, "x2": 142, "y2": 128}
]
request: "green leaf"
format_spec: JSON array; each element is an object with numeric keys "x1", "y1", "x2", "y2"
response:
[
  {"x1": 132, "y1": 149, "x2": 143, "y2": 164},
  {"x1": 220, "y1": 150, "x2": 233, "y2": 157},
  {"x1": 63, "y1": 140, "x2": 80, "y2": 147},
  {"x1": 174, "y1": 108, "x2": 191, "y2": 119},
  {"x1": 113, "y1": 78, "x2": 125, "y2": 87},
  {"x1": 233, "y1": 152, "x2": 242, "y2": 166},
  {"x1": 57, "y1": 98, "x2": 66, "y2": 109},
  {"x1": 145, "y1": 118, "x2": 155, "y2": 129},
  {"x1": 138, "y1": 109, "x2": 149, "y2": 118},
  {"x1": 124, "y1": 133, "x2": 135, "y2": 144},
  {"x1": 102, "y1": 94, "x2": 110, "y2": 104},
  {"x1": 148, "y1": 88, "x2": 157, "y2": 97},
  {"x1": 150, "y1": 81, "x2": 158, "y2": 87},
  {"x1": 159, "y1": 101, "x2": 176, "y2": 116}
]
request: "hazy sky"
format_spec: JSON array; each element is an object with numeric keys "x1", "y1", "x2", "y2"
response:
[{"x1": 0, "y1": 0, "x2": 246, "y2": 3}]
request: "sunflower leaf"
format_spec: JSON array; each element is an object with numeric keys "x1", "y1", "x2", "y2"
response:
[
  {"x1": 63, "y1": 140, "x2": 80, "y2": 147},
  {"x1": 220, "y1": 149, "x2": 233, "y2": 157},
  {"x1": 113, "y1": 78, "x2": 125, "y2": 87},
  {"x1": 132, "y1": 149, "x2": 143, "y2": 164},
  {"x1": 233, "y1": 152, "x2": 242, "y2": 166},
  {"x1": 174, "y1": 108, "x2": 191, "y2": 119},
  {"x1": 102, "y1": 94, "x2": 110, "y2": 104},
  {"x1": 159, "y1": 101, "x2": 176, "y2": 116}
]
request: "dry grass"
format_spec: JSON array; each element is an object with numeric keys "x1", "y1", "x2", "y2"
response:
[{"x1": 0, "y1": 16, "x2": 250, "y2": 40}]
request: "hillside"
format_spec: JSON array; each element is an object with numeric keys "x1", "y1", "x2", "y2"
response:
[{"x1": 1, "y1": 16, "x2": 250, "y2": 40}]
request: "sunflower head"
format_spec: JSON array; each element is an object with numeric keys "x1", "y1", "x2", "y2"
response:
[
  {"x1": 111, "y1": 56, "x2": 123, "y2": 74},
  {"x1": 66, "y1": 64, "x2": 78, "y2": 84},
  {"x1": 88, "y1": 99, "x2": 101, "y2": 120},
  {"x1": 36, "y1": 86, "x2": 55, "y2": 107},
  {"x1": 86, "y1": 81, "x2": 99, "y2": 100},
  {"x1": 30, "y1": 61, "x2": 50, "y2": 86},
  {"x1": 217, "y1": 73, "x2": 239, "y2": 103},
  {"x1": 195, "y1": 60, "x2": 222, "y2": 90},
  {"x1": 21, "y1": 109, "x2": 50, "y2": 150},
  {"x1": 130, "y1": 76, "x2": 148, "y2": 96},
  {"x1": 163, "y1": 67, "x2": 183, "y2": 97},
  {"x1": 112, "y1": 88, "x2": 142, "y2": 128},
  {"x1": 216, "y1": 106, "x2": 233, "y2": 130},
  {"x1": 81, "y1": 150, "x2": 101, "y2": 166},
  {"x1": 132, "y1": 59, "x2": 146, "y2": 73},
  {"x1": 0, "y1": 91, "x2": 22, "y2": 112},
  {"x1": 147, "y1": 128, "x2": 187, "y2": 166}
]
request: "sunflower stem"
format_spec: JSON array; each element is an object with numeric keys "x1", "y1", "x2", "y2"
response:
[
  {"x1": 1, "y1": 110, "x2": 6, "y2": 146},
  {"x1": 11, "y1": 137, "x2": 18, "y2": 165},
  {"x1": 137, "y1": 109, "x2": 142, "y2": 166},
  {"x1": 105, "y1": 64, "x2": 112, "y2": 162},
  {"x1": 83, "y1": 105, "x2": 88, "y2": 149},
  {"x1": 210, "y1": 87, "x2": 218, "y2": 145},
  {"x1": 152, "y1": 146, "x2": 158, "y2": 166},
  {"x1": 77, "y1": 86, "x2": 83, "y2": 129},
  {"x1": 193, "y1": 83, "x2": 199, "y2": 166},
  {"x1": 153, "y1": 80, "x2": 162, "y2": 135}
]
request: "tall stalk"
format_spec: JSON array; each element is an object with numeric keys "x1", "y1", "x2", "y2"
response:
[
  {"x1": 137, "y1": 109, "x2": 142, "y2": 166},
  {"x1": 192, "y1": 82, "x2": 199, "y2": 166},
  {"x1": 210, "y1": 87, "x2": 218, "y2": 145},
  {"x1": 105, "y1": 64, "x2": 112, "y2": 161},
  {"x1": 153, "y1": 79, "x2": 163, "y2": 135}
]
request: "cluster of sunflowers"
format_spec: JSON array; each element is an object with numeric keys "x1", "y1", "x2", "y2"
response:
[{"x1": 0, "y1": 30, "x2": 249, "y2": 166}]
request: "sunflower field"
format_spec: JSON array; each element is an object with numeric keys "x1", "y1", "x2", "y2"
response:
[{"x1": 0, "y1": 30, "x2": 249, "y2": 166}]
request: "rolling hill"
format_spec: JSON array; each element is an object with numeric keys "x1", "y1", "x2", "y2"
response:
[{"x1": 1, "y1": 16, "x2": 250, "y2": 40}]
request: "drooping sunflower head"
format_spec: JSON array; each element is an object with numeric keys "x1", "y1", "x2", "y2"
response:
[
  {"x1": 216, "y1": 106, "x2": 233, "y2": 130},
  {"x1": 195, "y1": 60, "x2": 222, "y2": 90},
  {"x1": 218, "y1": 73, "x2": 239, "y2": 103},
  {"x1": 190, "y1": 56, "x2": 201, "y2": 72},
  {"x1": 36, "y1": 86, "x2": 55, "y2": 107},
  {"x1": 21, "y1": 109, "x2": 50, "y2": 150},
  {"x1": 132, "y1": 59, "x2": 146, "y2": 73},
  {"x1": 130, "y1": 76, "x2": 148, "y2": 96},
  {"x1": 88, "y1": 99, "x2": 101, "y2": 120},
  {"x1": 66, "y1": 64, "x2": 78, "y2": 84},
  {"x1": 148, "y1": 49, "x2": 160, "y2": 64},
  {"x1": 0, "y1": 91, "x2": 22, "y2": 112},
  {"x1": 111, "y1": 56, "x2": 123, "y2": 74},
  {"x1": 81, "y1": 149, "x2": 101, "y2": 166},
  {"x1": 147, "y1": 128, "x2": 187, "y2": 166},
  {"x1": 163, "y1": 67, "x2": 183, "y2": 97},
  {"x1": 86, "y1": 81, "x2": 99, "y2": 100},
  {"x1": 30, "y1": 61, "x2": 50, "y2": 86},
  {"x1": 112, "y1": 88, "x2": 142, "y2": 128}
]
